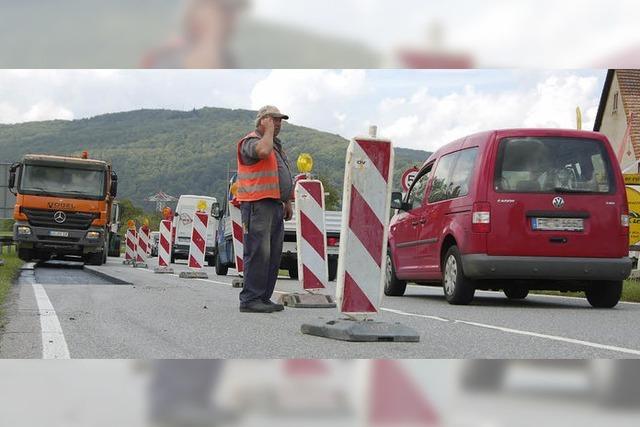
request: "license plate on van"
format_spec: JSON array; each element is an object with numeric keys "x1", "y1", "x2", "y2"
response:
[
  {"x1": 532, "y1": 217, "x2": 584, "y2": 232},
  {"x1": 49, "y1": 230, "x2": 69, "y2": 237}
]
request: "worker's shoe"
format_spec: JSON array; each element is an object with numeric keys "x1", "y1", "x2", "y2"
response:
[
  {"x1": 263, "y1": 300, "x2": 285, "y2": 311},
  {"x1": 239, "y1": 300, "x2": 276, "y2": 313}
]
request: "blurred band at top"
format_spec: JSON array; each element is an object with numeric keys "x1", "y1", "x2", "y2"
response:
[{"x1": 0, "y1": 0, "x2": 639, "y2": 68}]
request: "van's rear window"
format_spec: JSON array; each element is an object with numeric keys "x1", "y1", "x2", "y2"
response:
[{"x1": 494, "y1": 137, "x2": 614, "y2": 194}]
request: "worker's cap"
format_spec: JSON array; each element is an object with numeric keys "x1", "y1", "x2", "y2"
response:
[{"x1": 255, "y1": 105, "x2": 289, "y2": 127}]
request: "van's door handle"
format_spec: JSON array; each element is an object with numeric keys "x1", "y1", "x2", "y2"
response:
[
  {"x1": 411, "y1": 221, "x2": 419, "y2": 227},
  {"x1": 419, "y1": 219, "x2": 426, "y2": 224},
  {"x1": 549, "y1": 237, "x2": 568, "y2": 244}
]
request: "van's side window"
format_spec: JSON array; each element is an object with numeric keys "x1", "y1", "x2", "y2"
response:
[
  {"x1": 428, "y1": 152, "x2": 458, "y2": 203},
  {"x1": 449, "y1": 148, "x2": 478, "y2": 198},
  {"x1": 407, "y1": 165, "x2": 432, "y2": 209}
]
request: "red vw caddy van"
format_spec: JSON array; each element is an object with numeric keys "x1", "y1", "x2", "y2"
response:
[{"x1": 387, "y1": 129, "x2": 632, "y2": 307}]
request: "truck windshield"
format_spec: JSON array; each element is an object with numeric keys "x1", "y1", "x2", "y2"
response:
[
  {"x1": 494, "y1": 137, "x2": 614, "y2": 194},
  {"x1": 19, "y1": 165, "x2": 106, "y2": 199}
]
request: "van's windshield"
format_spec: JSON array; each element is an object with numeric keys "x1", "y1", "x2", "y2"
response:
[{"x1": 494, "y1": 137, "x2": 614, "y2": 194}]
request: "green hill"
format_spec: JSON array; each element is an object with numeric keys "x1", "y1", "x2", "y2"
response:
[{"x1": 0, "y1": 107, "x2": 430, "y2": 209}]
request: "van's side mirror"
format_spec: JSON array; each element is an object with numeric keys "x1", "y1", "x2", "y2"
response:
[
  {"x1": 390, "y1": 191, "x2": 412, "y2": 211},
  {"x1": 211, "y1": 201, "x2": 221, "y2": 219},
  {"x1": 109, "y1": 172, "x2": 118, "y2": 197}
]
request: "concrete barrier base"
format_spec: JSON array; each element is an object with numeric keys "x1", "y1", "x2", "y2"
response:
[
  {"x1": 179, "y1": 271, "x2": 208, "y2": 279},
  {"x1": 231, "y1": 278, "x2": 244, "y2": 288},
  {"x1": 278, "y1": 292, "x2": 336, "y2": 308},
  {"x1": 133, "y1": 262, "x2": 148, "y2": 269},
  {"x1": 301, "y1": 318, "x2": 420, "y2": 342},
  {"x1": 154, "y1": 267, "x2": 174, "y2": 274}
]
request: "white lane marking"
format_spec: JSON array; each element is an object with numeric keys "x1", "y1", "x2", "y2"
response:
[
  {"x1": 455, "y1": 319, "x2": 640, "y2": 356},
  {"x1": 32, "y1": 283, "x2": 71, "y2": 360},
  {"x1": 381, "y1": 307, "x2": 640, "y2": 356},
  {"x1": 380, "y1": 307, "x2": 449, "y2": 322},
  {"x1": 195, "y1": 278, "x2": 232, "y2": 286}
]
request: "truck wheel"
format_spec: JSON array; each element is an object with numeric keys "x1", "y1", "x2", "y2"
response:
[
  {"x1": 215, "y1": 253, "x2": 228, "y2": 276},
  {"x1": 328, "y1": 258, "x2": 338, "y2": 282},
  {"x1": 585, "y1": 280, "x2": 622, "y2": 308},
  {"x1": 384, "y1": 250, "x2": 406, "y2": 296},
  {"x1": 207, "y1": 256, "x2": 215, "y2": 267},
  {"x1": 442, "y1": 246, "x2": 475, "y2": 305},
  {"x1": 18, "y1": 248, "x2": 33, "y2": 262},
  {"x1": 288, "y1": 264, "x2": 298, "y2": 280},
  {"x1": 504, "y1": 286, "x2": 529, "y2": 300}
]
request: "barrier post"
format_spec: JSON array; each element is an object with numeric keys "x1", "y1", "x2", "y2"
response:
[
  {"x1": 179, "y1": 199, "x2": 209, "y2": 279},
  {"x1": 155, "y1": 207, "x2": 174, "y2": 274},
  {"x1": 279, "y1": 166, "x2": 336, "y2": 308},
  {"x1": 229, "y1": 199, "x2": 245, "y2": 288},
  {"x1": 123, "y1": 220, "x2": 137, "y2": 265},
  {"x1": 301, "y1": 127, "x2": 419, "y2": 341},
  {"x1": 134, "y1": 220, "x2": 150, "y2": 268}
]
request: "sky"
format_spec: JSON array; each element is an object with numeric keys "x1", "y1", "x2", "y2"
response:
[{"x1": 0, "y1": 69, "x2": 606, "y2": 153}]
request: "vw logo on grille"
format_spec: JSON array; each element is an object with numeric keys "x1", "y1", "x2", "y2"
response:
[
  {"x1": 53, "y1": 211, "x2": 67, "y2": 223},
  {"x1": 552, "y1": 197, "x2": 565, "y2": 209}
]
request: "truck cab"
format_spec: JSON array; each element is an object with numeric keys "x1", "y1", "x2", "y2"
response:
[{"x1": 9, "y1": 153, "x2": 118, "y2": 265}]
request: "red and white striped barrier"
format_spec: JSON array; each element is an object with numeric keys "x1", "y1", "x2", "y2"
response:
[
  {"x1": 135, "y1": 226, "x2": 150, "y2": 268},
  {"x1": 336, "y1": 134, "x2": 394, "y2": 316},
  {"x1": 179, "y1": 209, "x2": 209, "y2": 279},
  {"x1": 229, "y1": 203, "x2": 244, "y2": 274},
  {"x1": 124, "y1": 228, "x2": 137, "y2": 264},
  {"x1": 155, "y1": 219, "x2": 174, "y2": 274},
  {"x1": 295, "y1": 179, "x2": 328, "y2": 290}
]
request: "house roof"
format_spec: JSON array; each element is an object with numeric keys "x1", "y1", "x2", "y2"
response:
[{"x1": 594, "y1": 69, "x2": 640, "y2": 158}]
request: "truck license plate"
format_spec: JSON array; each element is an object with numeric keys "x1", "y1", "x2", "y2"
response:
[
  {"x1": 49, "y1": 230, "x2": 69, "y2": 237},
  {"x1": 532, "y1": 217, "x2": 584, "y2": 232}
]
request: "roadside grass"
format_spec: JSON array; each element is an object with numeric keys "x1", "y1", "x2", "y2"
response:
[
  {"x1": 0, "y1": 252, "x2": 23, "y2": 320},
  {"x1": 532, "y1": 279, "x2": 640, "y2": 303}
]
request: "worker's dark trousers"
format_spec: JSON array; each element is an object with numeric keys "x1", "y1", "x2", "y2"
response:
[{"x1": 239, "y1": 199, "x2": 284, "y2": 305}]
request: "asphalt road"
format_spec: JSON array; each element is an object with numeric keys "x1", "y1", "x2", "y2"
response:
[{"x1": 1, "y1": 256, "x2": 640, "y2": 359}]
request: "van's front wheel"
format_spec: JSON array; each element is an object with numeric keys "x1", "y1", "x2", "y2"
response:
[
  {"x1": 442, "y1": 246, "x2": 475, "y2": 305},
  {"x1": 585, "y1": 280, "x2": 622, "y2": 308},
  {"x1": 384, "y1": 250, "x2": 406, "y2": 296}
]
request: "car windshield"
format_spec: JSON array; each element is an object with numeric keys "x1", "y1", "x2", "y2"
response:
[
  {"x1": 20, "y1": 164, "x2": 106, "y2": 199},
  {"x1": 494, "y1": 137, "x2": 613, "y2": 194}
]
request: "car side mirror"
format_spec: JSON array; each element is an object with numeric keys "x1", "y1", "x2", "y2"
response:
[
  {"x1": 109, "y1": 172, "x2": 118, "y2": 197},
  {"x1": 211, "y1": 201, "x2": 221, "y2": 219},
  {"x1": 390, "y1": 191, "x2": 412, "y2": 211}
]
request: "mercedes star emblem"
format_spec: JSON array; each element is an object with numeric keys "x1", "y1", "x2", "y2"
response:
[{"x1": 53, "y1": 211, "x2": 67, "y2": 223}]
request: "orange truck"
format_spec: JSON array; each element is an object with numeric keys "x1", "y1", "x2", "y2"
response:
[{"x1": 8, "y1": 153, "x2": 120, "y2": 265}]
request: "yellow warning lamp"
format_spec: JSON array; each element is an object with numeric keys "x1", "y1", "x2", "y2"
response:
[
  {"x1": 230, "y1": 182, "x2": 239, "y2": 197},
  {"x1": 297, "y1": 153, "x2": 313, "y2": 174},
  {"x1": 127, "y1": 219, "x2": 136, "y2": 230},
  {"x1": 162, "y1": 207, "x2": 172, "y2": 220},
  {"x1": 197, "y1": 199, "x2": 207, "y2": 212},
  {"x1": 143, "y1": 217, "x2": 150, "y2": 227}
]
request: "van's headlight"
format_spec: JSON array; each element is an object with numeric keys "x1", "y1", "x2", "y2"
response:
[
  {"x1": 86, "y1": 231, "x2": 101, "y2": 239},
  {"x1": 17, "y1": 226, "x2": 31, "y2": 235}
]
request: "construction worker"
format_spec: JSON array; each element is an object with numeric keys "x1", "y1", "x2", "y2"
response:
[{"x1": 236, "y1": 105, "x2": 293, "y2": 313}]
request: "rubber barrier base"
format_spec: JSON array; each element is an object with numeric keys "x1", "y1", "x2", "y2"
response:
[
  {"x1": 133, "y1": 262, "x2": 148, "y2": 269},
  {"x1": 279, "y1": 292, "x2": 336, "y2": 308},
  {"x1": 122, "y1": 259, "x2": 134, "y2": 265},
  {"x1": 154, "y1": 267, "x2": 174, "y2": 274},
  {"x1": 301, "y1": 318, "x2": 420, "y2": 342},
  {"x1": 178, "y1": 271, "x2": 208, "y2": 279},
  {"x1": 231, "y1": 278, "x2": 244, "y2": 288}
]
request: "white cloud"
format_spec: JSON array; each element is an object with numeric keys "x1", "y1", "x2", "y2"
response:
[
  {"x1": 377, "y1": 74, "x2": 601, "y2": 152},
  {"x1": 0, "y1": 100, "x2": 73, "y2": 124},
  {"x1": 250, "y1": 70, "x2": 367, "y2": 131}
]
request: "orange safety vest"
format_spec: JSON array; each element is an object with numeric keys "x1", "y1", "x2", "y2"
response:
[{"x1": 236, "y1": 131, "x2": 280, "y2": 202}]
